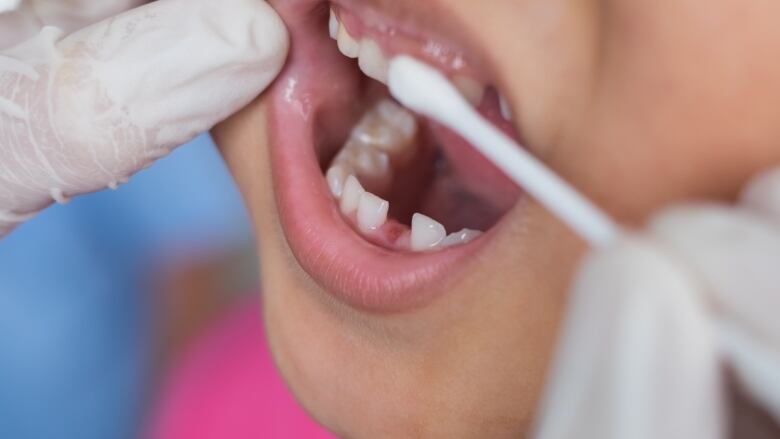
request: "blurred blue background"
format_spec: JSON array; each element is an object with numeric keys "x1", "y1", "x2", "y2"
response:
[{"x1": 0, "y1": 135, "x2": 253, "y2": 439}]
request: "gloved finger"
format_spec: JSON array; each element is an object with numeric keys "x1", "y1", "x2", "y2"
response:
[
  {"x1": 0, "y1": 0, "x2": 21, "y2": 14},
  {"x1": 0, "y1": 0, "x2": 146, "y2": 49},
  {"x1": 650, "y1": 206, "x2": 780, "y2": 346},
  {"x1": 650, "y1": 205, "x2": 780, "y2": 419},
  {"x1": 31, "y1": 0, "x2": 147, "y2": 35},
  {"x1": 718, "y1": 320, "x2": 780, "y2": 424},
  {"x1": 741, "y1": 167, "x2": 780, "y2": 223},
  {"x1": 0, "y1": 0, "x2": 288, "y2": 234},
  {"x1": 533, "y1": 236, "x2": 724, "y2": 439}
]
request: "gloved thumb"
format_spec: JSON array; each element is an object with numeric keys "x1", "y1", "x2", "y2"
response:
[
  {"x1": 0, "y1": 0, "x2": 288, "y2": 234},
  {"x1": 532, "y1": 237, "x2": 724, "y2": 439}
]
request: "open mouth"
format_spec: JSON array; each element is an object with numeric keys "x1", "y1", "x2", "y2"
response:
[{"x1": 268, "y1": 0, "x2": 525, "y2": 312}]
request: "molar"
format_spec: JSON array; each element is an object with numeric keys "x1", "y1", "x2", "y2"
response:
[
  {"x1": 411, "y1": 213, "x2": 446, "y2": 251},
  {"x1": 350, "y1": 100, "x2": 418, "y2": 164},
  {"x1": 333, "y1": 143, "x2": 392, "y2": 194},
  {"x1": 353, "y1": 146, "x2": 391, "y2": 178},
  {"x1": 357, "y1": 192, "x2": 389, "y2": 233},
  {"x1": 375, "y1": 100, "x2": 417, "y2": 139}
]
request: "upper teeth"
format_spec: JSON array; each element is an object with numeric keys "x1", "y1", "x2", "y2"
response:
[
  {"x1": 336, "y1": 25, "x2": 361, "y2": 58},
  {"x1": 358, "y1": 39, "x2": 389, "y2": 84},
  {"x1": 329, "y1": 8, "x2": 489, "y2": 110},
  {"x1": 330, "y1": 9, "x2": 389, "y2": 84},
  {"x1": 329, "y1": 9, "x2": 340, "y2": 39}
]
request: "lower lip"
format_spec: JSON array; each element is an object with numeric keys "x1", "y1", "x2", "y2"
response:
[
  {"x1": 266, "y1": 5, "x2": 505, "y2": 313},
  {"x1": 269, "y1": 99, "x2": 494, "y2": 312}
]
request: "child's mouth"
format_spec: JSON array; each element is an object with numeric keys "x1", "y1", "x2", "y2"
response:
[{"x1": 267, "y1": 0, "x2": 528, "y2": 312}]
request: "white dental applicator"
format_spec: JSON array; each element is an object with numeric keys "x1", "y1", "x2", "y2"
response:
[{"x1": 387, "y1": 56, "x2": 619, "y2": 248}]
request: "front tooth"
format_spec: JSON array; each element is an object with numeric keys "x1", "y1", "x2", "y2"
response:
[
  {"x1": 340, "y1": 175, "x2": 365, "y2": 215},
  {"x1": 357, "y1": 39, "x2": 389, "y2": 84},
  {"x1": 452, "y1": 75, "x2": 485, "y2": 107},
  {"x1": 326, "y1": 164, "x2": 350, "y2": 198},
  {"x1": 357, "y1": 192, "x2": 389, "y2": 233},
  {"x1": 442, "y1": 228, "x2": 483, "y2": 247},
  {"x1": 337, "y1": 25, "x2": 360, "y2": 58},
  {"x1": 329, "y1": 9, "x2": 340, "y2": 40},
  {"x1": 499, "y1": 94, "x2": 513, "y2": 121},
  {"x1": 411, "y1": 213, "x2": 446, "y2": 251}
]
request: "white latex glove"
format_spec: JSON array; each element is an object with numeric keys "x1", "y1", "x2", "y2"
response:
[
  {"x1": 533, "y1": 167, "x2": 780, "y2": 439},
  {"x1": 0, "y1": 0, "x2": 288, "y2": 235}
]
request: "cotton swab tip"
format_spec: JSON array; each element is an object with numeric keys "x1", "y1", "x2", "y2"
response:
[
  {"x1": 388, "y1": 55, "x2": 471, "y2": 125},
  {"x1": 387, "y1": 56, "x2": 620, "y2": 248}
]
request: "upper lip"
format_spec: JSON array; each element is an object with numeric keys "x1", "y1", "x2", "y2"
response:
[{"x1": 265, "y1": 0, "x2": 515, "y2": 312}]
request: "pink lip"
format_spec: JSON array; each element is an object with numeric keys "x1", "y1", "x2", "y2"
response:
[{"x1": 267, "y1": 1, "x2": 502, "y2": 312}]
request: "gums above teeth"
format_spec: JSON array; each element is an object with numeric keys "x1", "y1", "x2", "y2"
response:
[
  {"x1": 325, "y1": 99, "x2": 485, "y2": 253},
  {"x1": 330, "y1": 9, "x2": 489, "y2": 101},
  {"x1": 329, "y1": 8, "x2": 514, "y2": 120}
]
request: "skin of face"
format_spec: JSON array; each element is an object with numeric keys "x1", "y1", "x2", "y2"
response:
[{"x1": 213, "y1": 0, "x2": 780, "y2": 437}]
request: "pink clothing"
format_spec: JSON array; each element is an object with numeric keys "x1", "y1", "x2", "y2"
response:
[{"x1": 150, "y1": 299, "x2": 335, "y2": 439}]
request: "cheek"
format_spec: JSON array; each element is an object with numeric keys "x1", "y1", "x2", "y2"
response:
[{"x1": 552, "y1": 1, "x2": 780, "y2": 220}]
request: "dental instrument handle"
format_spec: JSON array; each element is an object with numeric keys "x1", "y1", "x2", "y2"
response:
[{"x1": 387, "y1": 56, "x2": 619, "y2": 248}]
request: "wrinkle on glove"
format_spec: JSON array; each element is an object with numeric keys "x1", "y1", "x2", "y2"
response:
[
  {"x1": 0, "y1": 0, "x2": 288, "y2": 236},
  {"x1": 0, "y1": 0, "x2": 146, "y2": 46},
  {"x1": 532, "y1": 236, "x2": 725, "y2": 439},
  {"x1": 533, "y1": 167, "x2": 780, "y2": 439}
]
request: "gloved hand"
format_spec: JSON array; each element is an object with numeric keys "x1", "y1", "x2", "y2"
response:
[
  {"x1": 0, "y1": 0, "x2": 288, "y2": 236},
  {"x1": 533, "y1": 167, "x2": 780, "y2": 439}
]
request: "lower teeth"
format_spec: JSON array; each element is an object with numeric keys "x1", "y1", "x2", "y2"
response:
[{"x1": 324, "y1": 99, "x2": 483, "y2": 252}]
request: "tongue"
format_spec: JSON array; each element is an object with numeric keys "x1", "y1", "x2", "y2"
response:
[{"x1": 426, "y1": 94, "x2": 522, "y2": 214}]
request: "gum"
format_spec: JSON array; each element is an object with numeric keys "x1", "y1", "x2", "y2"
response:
[{"x1": 331, "y1": 5, "x2": 485, "y2": 82}]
